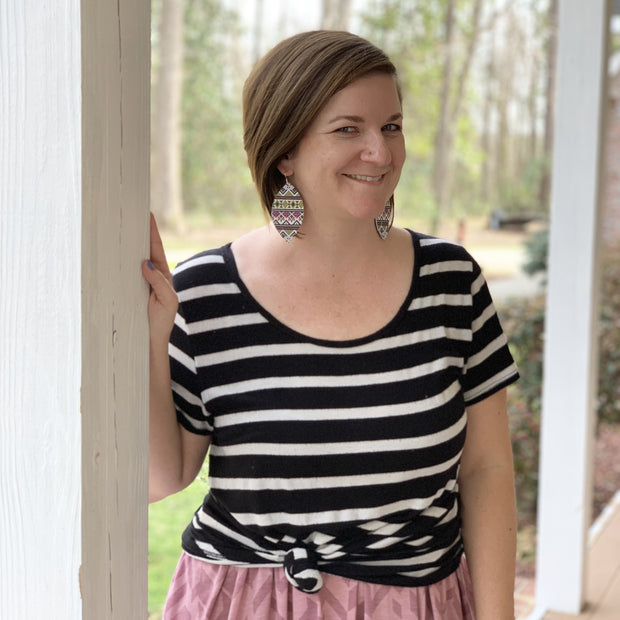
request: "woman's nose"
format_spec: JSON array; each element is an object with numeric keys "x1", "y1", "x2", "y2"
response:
[{"x1": 360, "y1": 132, "x2": 392, "y2": 165}]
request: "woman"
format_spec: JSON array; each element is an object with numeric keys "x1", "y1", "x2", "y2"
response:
[{"x1": 143, "y1": 30, "x2": 519, "y2": 620}]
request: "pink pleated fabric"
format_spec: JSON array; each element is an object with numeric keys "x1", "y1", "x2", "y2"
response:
[{"x1": 163, "y1": 553, "x2": 476, "y2": 620}]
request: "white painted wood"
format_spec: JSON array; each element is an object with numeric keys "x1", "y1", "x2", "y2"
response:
[
  {"x1": 80, "y1": 0, "x2": 150, "y2": 618},
  {"x1": 534, "y1": 0, "x2": 609, "y2": 615},
  {"x1": 1, "y1": 0, "x2": 150, "y2": 617},
  {"x1": 0, "y1": 1, "x2": 82, "y2": 618}
]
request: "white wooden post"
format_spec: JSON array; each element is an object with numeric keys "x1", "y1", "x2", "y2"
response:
[
  {"x1": 534, "y1": 0, "x2": 609, "y2": 615},
  {"x1": 80, "y1": 0, "x2": 150, "y2": 617},
  {"x1": 1, "y1": 2, "x2": 82, "y2": 616},
  {"x1": 0, "y1": 0, "x2": 150, "y2": 617}
]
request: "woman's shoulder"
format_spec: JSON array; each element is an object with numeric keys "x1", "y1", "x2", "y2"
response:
[
  {"x1": 404, "y1": 228, "x2": 476, "y2": 264},
  {"x1": 171, "y1": 244, "x2": 233, "y2": 291},
  {"x1": 171, "y1": 225, "x2": 271, "y2": 292}
]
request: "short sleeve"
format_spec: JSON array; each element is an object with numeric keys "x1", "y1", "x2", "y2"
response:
[
  {"x1": 169, "y1": 294, "x2": 214, "y2": 436},
  {"x1": 461, "y1": 261, "x2": 519, "y2": 405}
]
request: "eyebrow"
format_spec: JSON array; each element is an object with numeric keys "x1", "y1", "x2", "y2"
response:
[{"x1": 327, "y1": 112, "x2": 403, "y2": 124}]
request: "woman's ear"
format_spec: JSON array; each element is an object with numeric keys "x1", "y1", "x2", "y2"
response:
[{"x1": 276, "y1": 155, "x2": 294, "y2": 178}]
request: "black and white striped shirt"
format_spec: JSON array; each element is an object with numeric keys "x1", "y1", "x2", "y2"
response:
[{"x1": 169, "y1": 230, "x2": 519, "y2": 593}]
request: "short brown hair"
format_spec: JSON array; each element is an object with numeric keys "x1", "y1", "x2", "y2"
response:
[{"x1": 243, "y1": 30, "x2": 400, "y2": 214}]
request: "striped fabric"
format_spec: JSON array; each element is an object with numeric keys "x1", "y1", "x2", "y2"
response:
[{"x1": 169, "y1": 230, "x2": 518, "y2": 594}]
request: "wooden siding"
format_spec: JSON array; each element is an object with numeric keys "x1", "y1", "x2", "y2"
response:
[{"x1": 0, "y1": 1, "x2": 82, "y2": 617}]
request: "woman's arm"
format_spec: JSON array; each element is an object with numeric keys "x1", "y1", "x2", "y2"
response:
[
  {"x1": 459, "y1": 387, "x2": 517, "y2": 620},
  {"x1": 142, "y1": 213, "x2": 210, "y2": 503}
]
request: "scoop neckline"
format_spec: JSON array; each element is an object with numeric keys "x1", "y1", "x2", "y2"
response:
[{"x1": 221, "y1": 229, "x2": 421, "y2": 348}]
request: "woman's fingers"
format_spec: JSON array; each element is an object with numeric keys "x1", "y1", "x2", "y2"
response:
[
  {"x1": 142, "y1": 259, "x2": 179, "y2": 340},
  {"x1": 149, "y1": 212, "x2": 173, "y2": 284},
  {"x1": 142, "y1": 260, "x2": 178, "y2": 308},
  {"x1": 142, "y1": 213, "x2": 179, "y2": 340}
]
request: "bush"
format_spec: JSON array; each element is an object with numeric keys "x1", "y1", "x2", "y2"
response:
[
  {"x1": 519, "y1": 230, "x2": 620, "y2": 426},
  {"x1": 496, "y1": 237, "x2": 620, "y2": 524},
  {"x1": 598, "y1": 246, "x2": 620, "y2": 425},
  {"x1": 522, "y1": 228, "x2": 548, "y2": 278}
]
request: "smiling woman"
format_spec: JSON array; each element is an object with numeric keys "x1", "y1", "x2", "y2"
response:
[
  {"x1": 277, "y1": 73, "x2": 405, "y2": 231},
  {"x1": 143, "y1": 30, "x2": 520, "y2": 620}
]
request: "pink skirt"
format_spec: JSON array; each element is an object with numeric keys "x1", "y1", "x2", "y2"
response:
[{"x1": 163, "y1": 553, "x2": 476, "y2": 620}]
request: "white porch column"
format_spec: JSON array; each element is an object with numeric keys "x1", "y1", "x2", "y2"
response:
[
  {"x1": 535, "y1": 0, "x2": 609, "y2": 615},
  {"x1": 80, "y1": 0, "x2": 150, "y2": 616},
  {"x1": 1, "y1": 2, "x2": 82, "y2": 616},
  {"x1": 0, "y1": 0, "x2": 149, "y2": 617}
]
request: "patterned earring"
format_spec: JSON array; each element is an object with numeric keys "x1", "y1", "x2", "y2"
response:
[
  {"x1": 271, "y1": 178, "x2": 304, "y2": 242},
  {"x1": 374, "y1": 199, "x2": 394, "y2": 240}
]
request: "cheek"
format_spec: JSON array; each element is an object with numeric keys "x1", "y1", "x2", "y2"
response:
[{"x1": 393, "y1": 139, "x2": 406, "y2": 168}]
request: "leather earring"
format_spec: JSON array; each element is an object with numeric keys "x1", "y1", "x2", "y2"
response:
[
  {"x1": 374, "y1": 199, "x2": 394, "y2": 240},
  {"x1": 271, "y1": 178, "x2": 304, "y2": 242}
]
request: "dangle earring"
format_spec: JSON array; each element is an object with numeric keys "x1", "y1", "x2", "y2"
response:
[
  {"x1": 271, "y1": 177, "x2": 304, "y2": 242},
  {"x1": 374, "y1": 198, "x2": 394, "y2": 240}
]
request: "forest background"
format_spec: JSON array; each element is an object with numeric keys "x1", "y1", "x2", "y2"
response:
[{"x1": 151, "y1": 0, "x2": 558, "y2": 235}]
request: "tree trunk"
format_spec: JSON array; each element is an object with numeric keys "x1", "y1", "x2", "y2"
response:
[
  {"x1": 432, "y1": 0, "x2": 485, "y2": 234},
  {"x1": 450, "y1": 0, "x2": 484, "y2": 127},
  {"x1": 480, "y1": 33, "x2": 496, "y2": 205},
  {"x1": 527, "y1": 55, "x2": 540, "y2": 163},
  {"x1": 321, "y1": 0, "x2": 353, "y2": 31},
  {"x1": 253, "y1": 0, "x2": 264, "y2": 64},
  {"x1": 539, "y1": 0, "x2": 558, "y2": 212},
  {"x1": 151, "y1": 0, "x2": 184, "y2": 231},
  {"x1": 431, "y1": 0, "x2": 456, "y2": 235},
  {"x1": 495, "y1": 90, "x2": 510, "y2": 199}
]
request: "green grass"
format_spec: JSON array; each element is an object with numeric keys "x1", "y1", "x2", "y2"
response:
[{"x1": 148, "y1": 475, "x2": 209, "y2": 617}]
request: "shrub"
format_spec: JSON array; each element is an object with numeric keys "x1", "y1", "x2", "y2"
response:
[
  {"x1": 496, "y1": 237, "x2": 620, "y2": 523},
  {"x1": 514, "y1": 229, "x2": 620, "y2": 425},
  {"x1": 522, "y1": 228, "x2": 548, "y2": 279},
  {"x1": 598, "y1": 246, "x2": 620, "y2": 425}
]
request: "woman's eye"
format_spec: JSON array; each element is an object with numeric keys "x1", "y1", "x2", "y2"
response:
[
  {"x1": 383, "y1": 123, "x2": 402, "y2": 132},
  {"x1": 336, "y1": 126, "x2": 357, "y2": 134}
]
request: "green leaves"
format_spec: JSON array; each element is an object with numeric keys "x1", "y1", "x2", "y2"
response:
[{"x1": 181, "y1": 1, "x2": 254, "y2": 215}]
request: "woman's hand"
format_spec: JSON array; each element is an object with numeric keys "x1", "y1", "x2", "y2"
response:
[
  {"x1": 142, "y1": 212, "x2": 178, "y2": 344},
  {"x1": 142, "y1": 213, "x2": 199, "y2": 502}
]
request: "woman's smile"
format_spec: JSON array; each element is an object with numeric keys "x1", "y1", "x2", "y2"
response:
[{"x1": 344, "y1": 173, "x2": 385, "y2": 183}]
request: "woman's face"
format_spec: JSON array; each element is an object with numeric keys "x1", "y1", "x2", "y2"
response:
[{"x1": 278, "y1": 73, "x2": 405, "y2": 227}]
